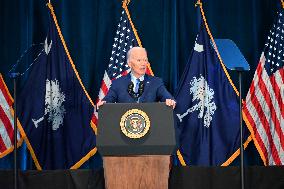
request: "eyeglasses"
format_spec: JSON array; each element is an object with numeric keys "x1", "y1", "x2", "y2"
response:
[{"x1": 133, "y1": 58, "x2": 148, "y2": 63}]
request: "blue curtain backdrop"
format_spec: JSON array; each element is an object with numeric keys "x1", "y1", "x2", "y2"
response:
[{"x1": 0, "y1": 0, "x2": 278, "y2": 169}]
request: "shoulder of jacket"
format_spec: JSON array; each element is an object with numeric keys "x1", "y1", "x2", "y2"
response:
[
  {"x1": 113, "y1": 75, "x2": 129, "y2": 83},
  {"x1": 150, "y1": 76, "x2": 163, "y2": 83}
]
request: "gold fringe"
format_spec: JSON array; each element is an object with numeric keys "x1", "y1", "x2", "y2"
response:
[
  {"x1": 0, "y1": 146, "x2": 15, "y2": 158},
  {"x1": 281, "y1": 0, "x2": 284, "y2": 9},
  {"x1": 177, "y1": 149, "x2": 186, "y2": 166},
  {"x1": 16, "y1": 3, "x2": 98, "y2": 170},
  {"x1": 122, "y1": 2, "x2": 142, "y2": 49},
  {"x1": 0, "y1": 138, "x2": 24, "y2": 158},
  {"x1": 146, "y1": 63, "x2": 154, "y2": 76},
  {"x1": 0, "y1": 73, "x2": 41, "y2": 168},
  {"x1": 11, "y1": 107, "x2": 43, "y2": 170},
  {"x1": 47, "y1": 2, "x2": 98, "y2": 169},
  {"x1": 221, "y1": 135, "x2": 252, "y2": 166},
  {"x1": 177, "y1": 135, "x2": 252, "y2": 166},
  {"x1": 0, "y1": 74, "x2": 25, "y2": 158},
  {"x1": 47, "y1": 3, "x2": 96, "y2": 109},
  {"x1": 47, "y1": 2, "x2": 98, "y2": 132},
  {"x1": 90, "y1": 120, "x2": 98, "y2": 135},
  {"x1": 242, "y1": 111, "x2": 267, "y2": 165},
  {"x1": 0, "y1": 74, "x2": 14, "y2": 103},
  {"x1": 176, "y1": 1, "x2": 253, "y2": 166},
  {"x1": 197, "y1": 0, "x2": 254, "y2": 166},
  {"x1": 70, "y1": 147, "x2": 97, "y2": 169},
  {"x1": 123, "y1": 0, "x2": 131, "y2": 6},
  {"x1": 196, "y1": 0, "x2": 239, "y2": 96},
  {"x1": 122, "y1": 1, "x2": 154, "y2": 76}
]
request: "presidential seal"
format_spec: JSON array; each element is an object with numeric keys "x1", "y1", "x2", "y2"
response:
[{"x1": 120, "y1": 109, "x2": 150, "y2": 139}]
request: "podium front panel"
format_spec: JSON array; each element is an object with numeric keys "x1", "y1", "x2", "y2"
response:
[{"x1": 97, "y1": 103, "x2": 176, "y2": 156}]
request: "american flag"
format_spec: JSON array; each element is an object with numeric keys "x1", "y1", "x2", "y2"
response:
[
  {"x1": 91, "y1": 3, "x2": 153, "y2": 126},
  {"x1": 243, "y1": 10, "x2": 284, "y2": 165},
  {"x1": 0, "y1": 74, "x2": 21, "y2": 158}
]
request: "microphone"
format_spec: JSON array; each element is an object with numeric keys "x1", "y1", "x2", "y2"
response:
[
  {"x1": 127, "y1": 81, "x2": 144, "y2": 101},
  {"x1": 137, "y1": 81, "x2": 144, "y2": 97},
  {"x1": 127, "y1": 82, "x2": 134, "y2": 96}
]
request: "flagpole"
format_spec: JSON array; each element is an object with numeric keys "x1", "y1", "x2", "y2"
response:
[
  {"x1": 10, "y1": 72, "x2": 20, "y2": 189},
  {"x1": 238, "y1": 71, "x2": 245, "y2": 189},
  {"x1": 13, "y1": 76, "x2": 17, "y2": 189}
]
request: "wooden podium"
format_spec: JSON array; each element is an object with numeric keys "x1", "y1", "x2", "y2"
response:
[
  {"x1": 103, "y1": 156, "x2": 170, "y2": 189},
  {"x1": 97, "y1": 103, "x2": 176, "y2": 189}
]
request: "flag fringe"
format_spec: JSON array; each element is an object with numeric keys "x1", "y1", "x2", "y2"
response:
[
  {"x1": 47, "y1": 3, "x2": 96, "y2": 109},
  {"x1": 70, "y1": 147, "x2": 98, "y2": 169},
  {"x1": 122, "y1": 1, "x2": 154, "y2": 76},
  {"x1": 242, "y1": 112, "x2": 267, "y2": 165},
  {"x1": 14, "y1": 109, "x2": 43, "y2": 170},
  {"x1": 197, "y1": 0, "x2": 254, "y2": 165},
  {"x1": 0, "y1": 138, "x2": 24, "y2": 158},
  {"x1": 48, "y1": 2, "x2": 98, "y2": 167},
  {"x1": 90, "y1": 120, "x2": 98, "y2": 135},
  {"x1": 0, "y1": 74, "x2": 14, "y2": 103},
  {"x1": 0, "y1": 74, "x2": 25, "y2": 158},
  {"x1": 18, "y1": 3, "x2": 98, "y2": 170},
  {"x1": 177, "y1": 135, "x2": 253, "y2": 166},
  {"x1": 48, "y1": 2, "x2": 98, "y2": 168},
  {"x1": 221, "y1": 136, "x2": 252, "y2": 166},
  {"x1": 197, "y1": 0, "x2": 239, "y2": 96},
  {"x1": 176, "y1": 0, "x2": 253, "y2": 166},
  {"x1": 177, "y1": 149, "x2": 186, "y2": 166}
]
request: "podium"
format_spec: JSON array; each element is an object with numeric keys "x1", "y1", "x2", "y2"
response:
[{"x1": 97, "y1": 103, "x2": 176, "y2": 189}]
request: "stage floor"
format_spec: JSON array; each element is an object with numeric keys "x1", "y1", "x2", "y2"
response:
[{"x1": 1, "y1": 166, "x2": 284, "y2": 189}]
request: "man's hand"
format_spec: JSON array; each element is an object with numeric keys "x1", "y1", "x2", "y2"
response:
[
  {"x1": 97, "y1": 100, "x2": 106, "y2": 110},
  {"x1": 165, "y1": 99, "x2": 176, "y2": 109}
]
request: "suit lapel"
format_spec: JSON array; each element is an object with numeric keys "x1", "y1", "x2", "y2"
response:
[
  {"x1": 139, "y1": 75, "x2": 151, "y2": 102},
  {"x1": 125, "y1": 74, "x2": 136, "y2": 102}
]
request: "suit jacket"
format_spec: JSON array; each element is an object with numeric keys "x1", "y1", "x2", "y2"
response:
[{"x1": 103, "y1": 74, "x2": 174, "y2": 103}]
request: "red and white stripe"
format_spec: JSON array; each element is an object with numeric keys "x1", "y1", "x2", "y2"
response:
[
  {"x1": 0, "y1": 74, "x2": 20, "y2": 157},
  {"x1": 91, "y1": 69, "x2": 130, "y2": 126},
  {"x1": 243, "y1": 53, "x2": 284, "y2": 165},
  {"x1": 98, "y1": 72, "x2": 113, "y2": 100}
]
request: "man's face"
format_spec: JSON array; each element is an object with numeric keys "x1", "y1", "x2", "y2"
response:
[{"x1": 128, "y1": 49, "x2": 148, "y2": 78}]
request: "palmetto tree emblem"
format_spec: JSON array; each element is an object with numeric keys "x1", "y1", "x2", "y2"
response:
[
  {"x1": 32, "y1": 79, "x2": 66, "y2": 130},
  {"x1": 176, "y1": 75, "x2": 217, "y2": 128}
]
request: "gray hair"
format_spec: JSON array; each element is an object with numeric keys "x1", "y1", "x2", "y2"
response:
[{"x1": 126, "y1": 47, "x2": 147, "y2": 63}]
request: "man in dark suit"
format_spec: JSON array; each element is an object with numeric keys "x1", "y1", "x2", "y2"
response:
[{"x1": 97, "y1": 47, "x2": 176, "y2": 108}]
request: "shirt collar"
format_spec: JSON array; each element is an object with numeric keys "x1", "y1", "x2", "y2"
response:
[{"x1": 130, "y1": 72, "x2": 145, "y2": 82}]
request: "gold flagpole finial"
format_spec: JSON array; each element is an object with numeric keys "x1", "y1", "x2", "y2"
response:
[
  {"x1": 46, "y1": 0, "x2": 51, "y2": 6},
  {"x1": 123, "y1": 0, "x2": 130, "y2": 6},
  {"x1": 194, "y1": 0, "x2": 240, "y2": 95},
  {"x1": 195, "y1": 0, "x2": 202, "y2": 8}
]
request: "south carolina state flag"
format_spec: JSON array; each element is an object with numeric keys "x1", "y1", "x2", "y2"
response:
[
  {"x1": 15, "y1": 3, "x2": 97, "y2": 170},
  {"x1": 175, "y1": 21, "x2": 246, "y2": 166}
]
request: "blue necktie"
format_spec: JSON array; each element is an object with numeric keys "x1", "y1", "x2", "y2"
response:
[{"x1": 134, "y1": 79, "x2": 140, "y2": 93}]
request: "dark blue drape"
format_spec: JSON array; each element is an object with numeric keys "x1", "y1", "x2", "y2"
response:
[{"x1": 0, "y1": 0, "x2": 279, "y2": 169}]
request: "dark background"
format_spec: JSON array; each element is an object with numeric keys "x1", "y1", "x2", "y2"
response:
[{"x1": 0, "y1": 0, "x2": 279, "y2": 169}]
